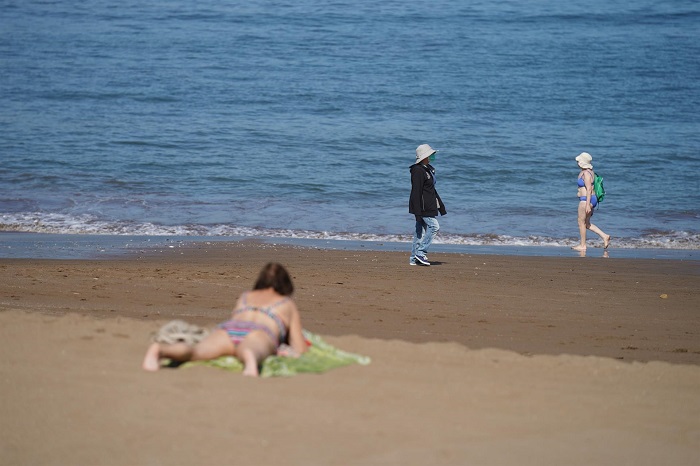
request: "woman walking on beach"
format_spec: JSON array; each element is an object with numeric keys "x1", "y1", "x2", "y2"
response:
[
  {"x1": 142, "y1": 262, "x2": 307, "y2": 377},
  {"x1": 573, "y1": 152, "x2": 611, "y2": 252},
  {"x1": 409, "y1": 144, "x2": 447, "y2": 266}
]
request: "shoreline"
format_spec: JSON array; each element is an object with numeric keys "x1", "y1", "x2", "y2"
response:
[{"x1": 1, "y1": 231, "x2": 699, "y2": 260}]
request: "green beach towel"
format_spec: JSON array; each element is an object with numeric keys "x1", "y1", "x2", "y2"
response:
[{"x1": 181, "y1": 330, "x2": 370, "y2": 377}]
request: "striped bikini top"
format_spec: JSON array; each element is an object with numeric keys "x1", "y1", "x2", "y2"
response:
[{"x1": 232, "y1": 292, "x2": 288, "y2": 341}]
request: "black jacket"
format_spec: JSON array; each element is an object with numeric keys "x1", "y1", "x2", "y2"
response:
[{"x1": 409, "y1": 163, "x2": 446, "y2": 217}]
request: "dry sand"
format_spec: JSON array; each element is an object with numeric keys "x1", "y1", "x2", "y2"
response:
[{"x1": 1, "y1": 242, "x2": 699, "y2": 465}]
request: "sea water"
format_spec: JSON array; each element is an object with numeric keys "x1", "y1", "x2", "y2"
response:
[{"x1": 1, "y1": 0, "x2": 699, "y2": 257}]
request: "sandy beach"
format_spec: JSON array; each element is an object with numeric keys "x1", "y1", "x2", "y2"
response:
[{"x1": 1, "y1": 241, "x2": 699, "y2": 465}]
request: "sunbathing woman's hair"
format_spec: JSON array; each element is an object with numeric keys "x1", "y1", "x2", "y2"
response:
[{"x1": 253, "y1": 262, "x2": 294, "y2": 296}]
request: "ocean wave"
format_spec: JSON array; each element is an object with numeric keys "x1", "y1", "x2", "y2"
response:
[{"x1": 2, "y1": 212, "x2": 699, "y2": 250}]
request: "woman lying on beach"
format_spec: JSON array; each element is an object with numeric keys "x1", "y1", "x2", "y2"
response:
[{"x1": 142, "y1": 262, "x2": 307, "y2": 377}]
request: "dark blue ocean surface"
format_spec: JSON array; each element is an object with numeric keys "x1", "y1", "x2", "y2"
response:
[{"x1": 1, "y1": 0, "x2": 699, "y2": 251}]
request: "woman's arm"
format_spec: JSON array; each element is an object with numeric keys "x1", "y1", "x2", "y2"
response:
[
  {"x1": 584, "y1": 170, "x2": 594, "y2": 212},
  {"x1": 409, "y1": 168, "x2": 425, "y2": 215},
  {"x1": 286, "y1": 302, "x2": 307, "y2": 355}
]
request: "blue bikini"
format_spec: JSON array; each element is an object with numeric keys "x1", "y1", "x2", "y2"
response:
[{"x1": 577, "y1": 173, "x2": 598, "y2": 207}]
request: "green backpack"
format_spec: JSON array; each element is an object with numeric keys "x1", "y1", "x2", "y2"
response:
[{"x1": 593, "y1": 172, "x2": 606, "y2": 204}]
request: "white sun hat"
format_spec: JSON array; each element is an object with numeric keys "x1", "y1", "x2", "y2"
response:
[
  {"x1": 575, "y1": 152, "x2": 593, "y2": 169},
  {"x1": 415, "y1": 144, "x2": 437, "y2": 163}
]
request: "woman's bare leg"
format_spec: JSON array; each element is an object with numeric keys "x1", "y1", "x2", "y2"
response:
[
  {"x1": 588, "y1": 222, "x2": 611, "y2": 248},
  {"x1": 572, "y1": 202, "x2": 588, "y2": 251},
  {"x1": 142, "y1": 329, "x2": 234, "y2": 371},
  {"x1": 236, "y1": 332, "x2": 276, "y2": 377},
  {"x1": 142, "y1": 342, "x2": 193, "y2": 371},
  {"x1": 142, "y1": 342, "x2": 166, "y2": 371}
]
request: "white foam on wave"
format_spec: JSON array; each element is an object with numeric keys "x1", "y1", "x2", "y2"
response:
[{"x1": 1, "y1": 212, "x2": 699, "y2": 250}]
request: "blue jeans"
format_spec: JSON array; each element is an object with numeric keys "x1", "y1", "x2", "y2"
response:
[{"x1": 410, "y1": 216, "x2": 439, "y2": 262}]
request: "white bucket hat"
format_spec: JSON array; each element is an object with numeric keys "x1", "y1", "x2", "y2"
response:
[
  {"x1": 415, "y1": 144, "x2": 437, "y2": 163},
  {"x1": 575, "y1": 152, "x2": 593, "y2": 169}
]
